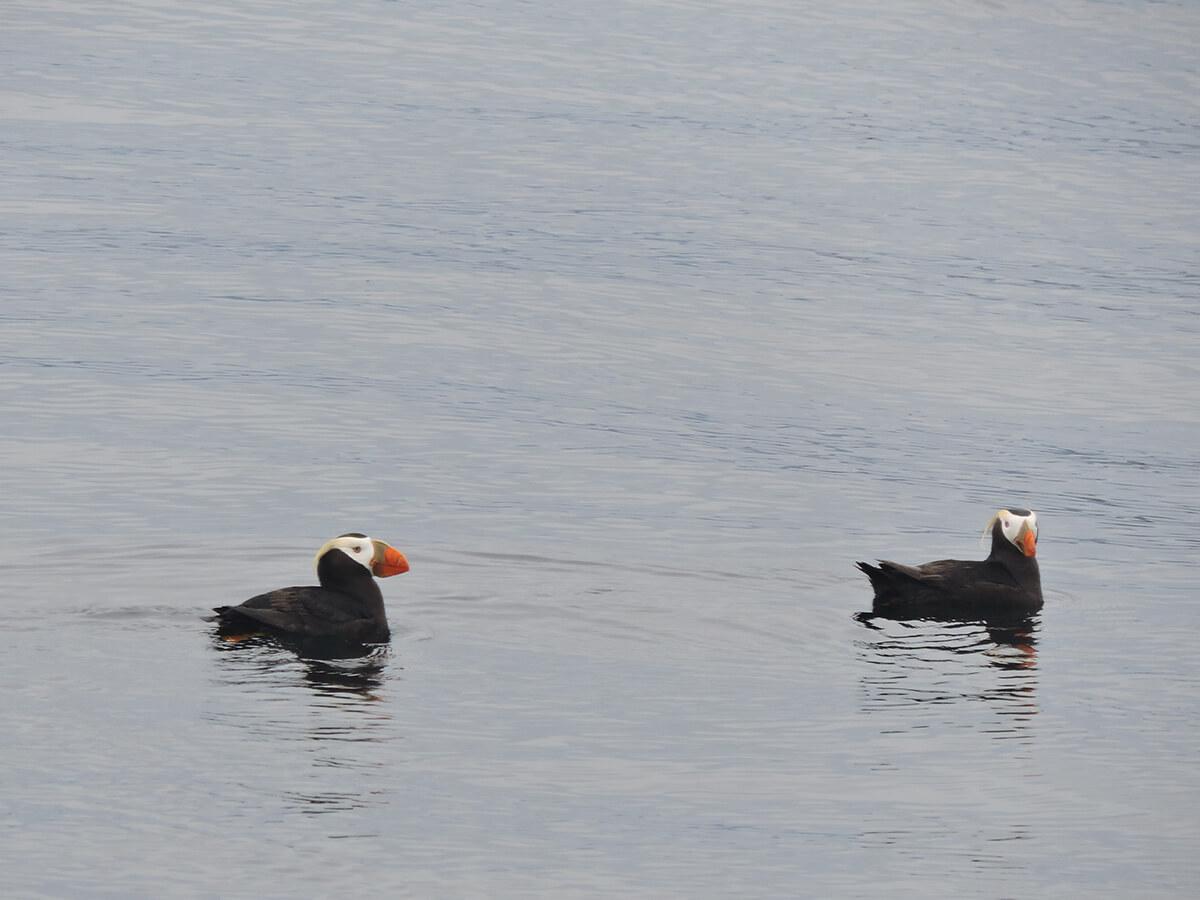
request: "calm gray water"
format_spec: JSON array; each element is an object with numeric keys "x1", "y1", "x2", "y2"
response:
[{"x1": 2, "y1": 0, "x2": 1198, "y2": 896}]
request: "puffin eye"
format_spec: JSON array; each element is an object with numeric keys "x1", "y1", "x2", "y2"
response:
[{"x1": 352, "y1": 545, "x2": 362, "y2": 553}]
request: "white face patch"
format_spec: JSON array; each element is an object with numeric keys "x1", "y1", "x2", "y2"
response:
[
  {"x1": 981, "y1": 508, "x2": 1038, "y2": 547},
  {"x1": 312, "y1": 535, "x2": 375, "y2": 575},
  {"x1": 996, "y1": 509, "x2": 1038, "y2": 547}
]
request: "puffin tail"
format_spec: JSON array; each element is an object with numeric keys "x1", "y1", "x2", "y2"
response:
[{"x1": 856, "y1": 560, "x2": 887, "y2": 592}]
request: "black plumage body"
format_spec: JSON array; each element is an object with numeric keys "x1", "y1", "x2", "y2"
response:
[
  {"x1": 212, "y1": 544, "x2": 391, "y2": 642},
  {"x1": 857, "y1": 514, "x2": 1042, "y2": 620}
]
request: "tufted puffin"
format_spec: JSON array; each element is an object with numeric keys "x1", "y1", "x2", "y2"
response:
[
  {"x1": 211, "y1": 533, "x2": 409, "y2": 642},
  {"x1": 857, "y1": 508, "x2": 1042, "y2": 619}
]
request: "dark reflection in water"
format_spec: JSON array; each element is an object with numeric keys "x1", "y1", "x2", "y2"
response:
[
  {"x1": 206, "y1": 634, "x2": 399, "y2": 816},
  {"x1": 853, "y1": 611, "x2": 1041, "y2": 734},
  {"x1": 855, "y1": 610, "x2": 1039, "y2": 661},
  {"x1": 300, "y1": 656, "x2": 390, "y2": 698},
  {"x1": 210, "y1": 632, "x2": 392, "y2": 698}
]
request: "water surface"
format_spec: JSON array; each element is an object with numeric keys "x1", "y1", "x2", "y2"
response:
[{"x1": 2, "y1": 1, "x2": 1198, "y2": 896}]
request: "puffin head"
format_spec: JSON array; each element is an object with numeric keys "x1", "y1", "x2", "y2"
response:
[
  {"x1": 982, "y1": 508, "x2": 1038, "y2": 558},
  {"x1": 313, "y1": 533, "x2": 410, "y2": 578}
]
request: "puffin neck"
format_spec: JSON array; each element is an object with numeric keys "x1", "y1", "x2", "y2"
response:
[
  {"x1": 991, "y1": 522, "x2": 1039, "y2": 571},
  {"x1": 317, "y1": 549, "x2": 376, "y2": 589},
  {"x1": 990, "y1": 522, "x2": 1021, "y2": 559}
]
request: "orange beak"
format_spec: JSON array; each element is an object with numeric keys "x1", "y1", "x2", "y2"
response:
[
  {"x1": 1019, "y1": 527, "x2": 1037, "y2": 558},
  {"x1": 371, "y1": 541, "x2": 410, "y2": 577}
]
